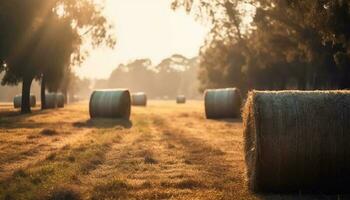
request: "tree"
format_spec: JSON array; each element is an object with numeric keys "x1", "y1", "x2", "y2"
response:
[
  {"x1": 172, "y1": 0, "x2": 253, "y2": 94},
  {"x1": 60, "y1": 70, "x2": 91, "y2": 103},
  {"x1": 106, "y1": 55, "x2": 200, "y2": 99},
  {"x1": 155, "y1": 55, "x2": 192, "y2": 98},
  {"x1": 108, "y1": 59, "x2": 157, "y2": 97},
  {"x1": 29, "y1": 14, "x2": 79, "y2": 109},
  {"x1": 0, "y1": 0, "x2": 44, "y2": 113},
  {"x1": 172, "y1": 0, "x2": 350, "y2": 93},
  {"x1": 0, "y1": 0, "x2": 115, "y2": 113}
]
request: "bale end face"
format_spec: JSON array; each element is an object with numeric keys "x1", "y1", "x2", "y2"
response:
[{"x1": 242, "y1": 92, "x2": 259, "y2": 192}]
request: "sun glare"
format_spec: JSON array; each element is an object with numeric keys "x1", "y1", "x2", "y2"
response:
[
  {"x1": 54, "y1": 4, "x2": 65, "y2": 18},
  {"x1": 76, "y1": 0, "x2": 208, "y2": 79}
]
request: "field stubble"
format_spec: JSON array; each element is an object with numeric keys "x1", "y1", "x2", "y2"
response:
[{"x1": 0, "y1": 101, "x2": 345, "y2": 199}]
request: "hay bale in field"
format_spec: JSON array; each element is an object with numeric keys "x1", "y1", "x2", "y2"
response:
[
  {"x1": 45, "y1": 93, "x2": 58, "y2": 109},
  {"x1": 243, "y1": 90, "x2": 350, "y2": 193},
  {"x1": 176, "y1": 95, "x2": 186, "y2": 104},
  {"x1": 13, "y1": 94, "x2": 37, "y2": 108},
  {"x1": 89, "y1": 89, "x2": 131, "y2": 119},
  {"x1": 131, "y1": 92, "x2": 147, "y2": 106},
  {"x1": 56, "y1": 93, "x2": 65, "y2": 108},
  {"x1": 204, "y1": 88, "x2": 241, "y2": 119}
]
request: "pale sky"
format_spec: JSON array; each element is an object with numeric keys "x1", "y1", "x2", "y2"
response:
[{"x1": 75, "y1": 0, "x2": 208, "y2": 79}]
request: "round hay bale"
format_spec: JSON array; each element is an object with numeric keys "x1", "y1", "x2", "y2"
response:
[
  {"x1": 176, "y1": 95, "x2": 186, "y2": 104},
  {"x1": 131, "y1": 92, "x2": 147, "y2": 106},
  {"x1": 89, "y1": 89, "x2": 131, "y2": 119},
  {"x1": 45, "y1": 93, "x2": 58, "y2": 109},
  {"x1": 13, "y1": 95, "x2": 21, "y2": 108},
  {"x1": 56, "y1": 93, "x2": 65, "y2": 108},
  {"x1": 204, "y1": 88, "x2": 241, "y2": 119},
  {"x1": 243, "y1": 90, "x2": 350, "y2": 193},
  {"x1": 13, "y1": 94, "x2": 37, "y2": 108}
]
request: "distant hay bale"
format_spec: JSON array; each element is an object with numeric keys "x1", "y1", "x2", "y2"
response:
[
  {"x1": 204, "y1": 88, "x2": 241, "y2": 119},
  {"x1": 45, "y1": 93, "x2": 58, "y2": 109},
  {"x1": 243, "y1": 90, "x2": 350, "y2": 193},
  {"x1": 56, "y1": 93, "x2": 65, "y2": 108},
  {"x1": 89, "y1": 89, "x2": 131, "y2": 119},
  {"x1": 13, "y1": 94, "x2": 36, "y2": 108},
  {"x1": 176, "y1": 95, "x2": 186, "y2": 104},
  {"x1": 131, "y1": 92, "x2": 147, "y2": 106}
]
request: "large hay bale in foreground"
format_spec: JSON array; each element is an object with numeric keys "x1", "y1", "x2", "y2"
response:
[
  {"x1": 45, "y1": 93, "x2": 58, "y2": 109},
  {"x1": 13, "y1": 94, "x2": 37, "y2": 108},
  {"x1": 56, "y1": 93, "x2": 65, "y2": 108},
  {"x1": 89, "y1": 89, "x2": 131, "y2": 119},
  {"x1": 176, "y1": 95, "x2": 186, "y2": 104},
  {"x1": 131, "y1": 92, "x2": 147, "y2": 106},
  {"x1": 204, "y1": 88, "x2": 241, "y2": 119},
  {"x1": 243, "y1": 90, "x2": 350, "y2": 193}
]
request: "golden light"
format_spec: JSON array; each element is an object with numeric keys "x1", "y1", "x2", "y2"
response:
[{"x1": 76, "y1": 0, "x2": 209, "y2": 79}]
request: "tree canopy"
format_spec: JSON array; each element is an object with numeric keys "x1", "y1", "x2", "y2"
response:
[
  {"x1": 173, "y1": 0, "x2": 350, "y2": 94},
  {"x1": 0, "y1": 0, "x2": 115, "y2": 112},
  {"x1": 94, "y1": 55, "x2": 200, "y2": 99}
]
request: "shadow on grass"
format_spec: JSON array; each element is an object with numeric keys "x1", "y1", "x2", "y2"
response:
[
  {"x1": 0, "y1": 109, "x2": 58, "y2": 129},
  {"x1": 73, "y1": 119, "x2": 132, "y2": 129},
  {"x1": 206, "y1": 118, "x2": 242, "y2": 123},
  {"x1": 257, "y1": 192, "x2": 350, "y2": 200},
  {"x1": 0, "y1": 108, "x2": 46, "y2": 118}
]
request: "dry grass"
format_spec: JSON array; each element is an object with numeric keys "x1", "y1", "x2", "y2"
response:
[
  {"x1": 43, "y1": 185, "x2": 82, "y2": 200},
  {"x1": 40, "y1": 129, "x2": 59, "y2": 136},
  {"x1": 0, "y1": 101, "x2": 347, "y2": 199}
]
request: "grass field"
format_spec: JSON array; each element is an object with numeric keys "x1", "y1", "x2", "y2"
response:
[{"x1": 0, "y1": 101, "x2": 346, "y2": 200}]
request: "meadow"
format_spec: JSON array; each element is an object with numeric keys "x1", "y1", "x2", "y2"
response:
[{"x1": 0, "y1": 101, "x2": 347, "y2": 200}]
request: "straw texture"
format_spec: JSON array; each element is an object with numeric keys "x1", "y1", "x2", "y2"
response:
[
  {"x1": 204, "y1": 88, "x2": 241, "y2": 119},
  {"x1": 89, "y1": 89, "x2": 131, "y2": 119},
  {"x1": 243, "y1": 90, "x2": 350, "y2": 193}
]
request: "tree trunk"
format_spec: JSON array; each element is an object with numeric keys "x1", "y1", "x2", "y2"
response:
[
  {"x1": 63, "y1": 88, "x2": 68, "y2": 104},
  {"x1": 41, "y1": 75, "x2": 46, "y2": 110},
  {"x1": 21, "y1": 76, "x2": 33, "y2": 114}
]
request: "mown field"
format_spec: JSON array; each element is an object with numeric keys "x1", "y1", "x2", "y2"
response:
[{"x1": 0, "y1": 101, "x2": 345, "y2": 200}]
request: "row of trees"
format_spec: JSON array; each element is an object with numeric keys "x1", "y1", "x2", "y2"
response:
[
  {"x1": 95, "y1": 55, "x2": 201, "y2": 99},
  {"x1": 0, "y1": 73, "x2": 91, "y2": 103},
  {"x1": 0, "y1": 73, "x2": 41, "y2": 102},
  {"x1": 173, "y1": 0, "x2": 350, "y2": 94},
  {"x1": 0, "y1": 0, "x2": 114, "y2": 113},
  {"x1": 0, "y1": 54, "x2": 199, "y2": 102}
]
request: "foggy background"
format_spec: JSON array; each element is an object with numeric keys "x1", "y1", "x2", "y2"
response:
[{"x1": 0, "y1": 54, "x2": 200, "y2": 102}]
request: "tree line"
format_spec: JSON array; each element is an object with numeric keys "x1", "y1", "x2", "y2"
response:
[
  {"x1": 94, "y1": 55, "x2": 201, "y2": 99},
  {"x1": 173, "y1": 0, "x2": 350, "y2": 94},
  {"x1": 0, "y1": 54, "x2": 200, "y2": 102},
  {"x1": 0, "y1": 0, "x2": 115, "y2": 113}
]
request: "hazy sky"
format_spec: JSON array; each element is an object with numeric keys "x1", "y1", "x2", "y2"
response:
[{"x1": 75, "y1": 0, "x2": 208, "y2": 79}]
